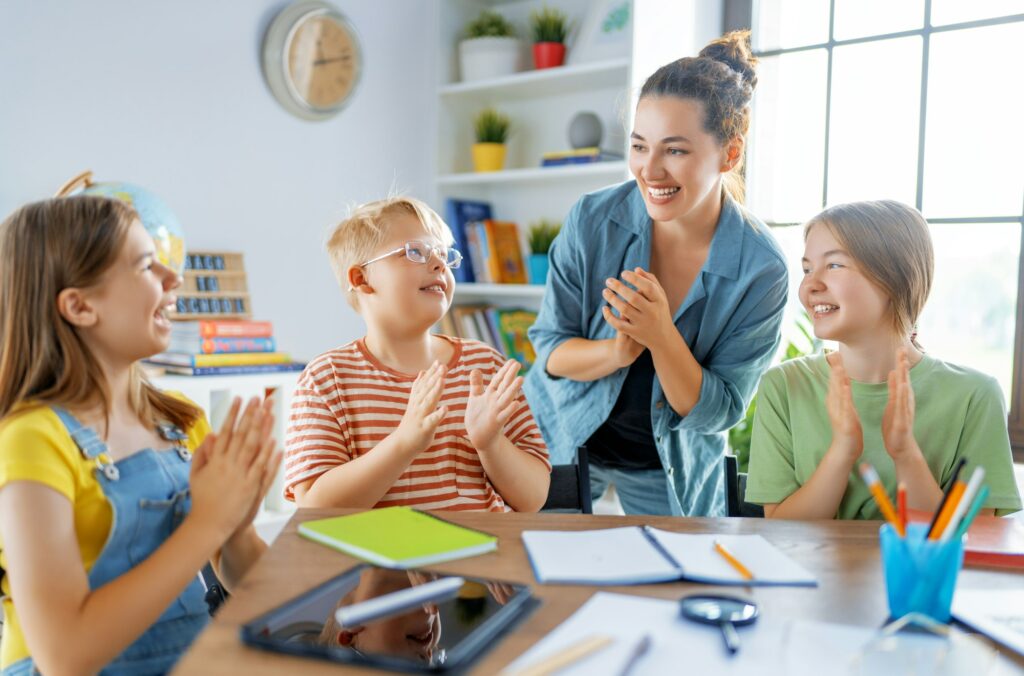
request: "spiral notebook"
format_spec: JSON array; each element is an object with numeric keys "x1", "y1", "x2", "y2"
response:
[{"x1": 522, "y1": 526, "x2": 816, "y2": 586}]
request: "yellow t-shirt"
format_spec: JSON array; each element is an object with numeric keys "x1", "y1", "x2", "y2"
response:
[{"x1": 0, "y1": 399, "x2": 210, "y2": 668}]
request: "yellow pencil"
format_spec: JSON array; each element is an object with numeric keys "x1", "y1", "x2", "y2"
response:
[
  {"x1": 929, "y1": 481, "x2": 966, "y2": 541},
  {"x1": 505, "y1": 634, "x2": 614, "y2": 676},
  {"x1": 713, "y1": 539, "x2": 755, "y2": 581},
  {"x1": 859, "y1": 463, "x2": 905, "y2": 537}
]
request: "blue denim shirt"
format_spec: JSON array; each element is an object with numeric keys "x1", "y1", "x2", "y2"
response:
[{"x1": 524, "y1": 181, "x2": 788, "y2": 516}]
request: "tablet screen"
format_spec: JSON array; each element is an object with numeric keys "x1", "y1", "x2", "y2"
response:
[{"x1": 241, "y1": 564, "x2": 533, "y2": 672}]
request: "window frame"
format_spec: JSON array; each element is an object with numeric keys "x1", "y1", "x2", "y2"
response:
[{"x1": 742, "y1": 1, "x2": 1024, "y2": 460}]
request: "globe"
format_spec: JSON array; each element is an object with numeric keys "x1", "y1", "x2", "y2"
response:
[{"x1": 56, "y1": 171, "x2": 187, "y2": 274}]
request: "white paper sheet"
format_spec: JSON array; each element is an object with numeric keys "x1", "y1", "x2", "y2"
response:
[{"x1": 954, "y1": 589, "x2": 1024, "y2": 657}]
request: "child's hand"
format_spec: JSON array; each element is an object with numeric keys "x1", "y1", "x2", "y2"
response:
[
  {"x1": 601, "y1": 268, "x2": 676, "y2": 352},
  {"x1": 882, "y1": 348, "x2": 920, "y2": 461},
  {"x1": 464, "y1": 360, "x2": 522, "y2": 453},
  {"x1": 395, "y1": 361, "x2": 448, "y2": 455},
  {"x1": 825, "y1": 353, "x2": 863, "y2": 460},
  {"x1": 189, "y1": 397, "x2": 278, "y2": 539}
]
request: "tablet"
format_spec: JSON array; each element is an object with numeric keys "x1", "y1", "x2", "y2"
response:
[{"x1": 240, "y1": 564, "x2": 536, "y2": 673}]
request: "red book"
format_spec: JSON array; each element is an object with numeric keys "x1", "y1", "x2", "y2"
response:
[{"x1": 172, "y1": 320, "x2": 273, "y2": 338}]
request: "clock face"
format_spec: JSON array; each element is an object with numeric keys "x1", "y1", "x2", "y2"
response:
[{"x1": 287, "y1": 14, "x2": 359, "y2": 111}]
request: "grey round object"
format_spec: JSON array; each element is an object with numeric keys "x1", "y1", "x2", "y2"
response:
[{"x1": 568, "y1": 112, "x2": 603, "y2": 149}]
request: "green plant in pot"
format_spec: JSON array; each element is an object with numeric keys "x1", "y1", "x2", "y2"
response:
[
  {"x1": 459, "y1": 10, "x2": 520, "y2": 82},
  {"x1": 530, "y1": 6, "x2": 569, "y2": 70},
  {"x1": 472, "y1": 108, "x2": 510, "y2": 173},
  {"x1": 527, "y1": 220, "x2": 561, "y2": 284}
]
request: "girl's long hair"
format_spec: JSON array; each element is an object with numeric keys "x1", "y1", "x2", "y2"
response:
[{"x1": 0, "y1": 195, "x2": 200, "y2": 431}]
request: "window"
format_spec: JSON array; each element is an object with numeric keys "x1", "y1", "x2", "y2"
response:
[{"x1": 746, "y1": 2, "x2": 1024, "y2": 458}]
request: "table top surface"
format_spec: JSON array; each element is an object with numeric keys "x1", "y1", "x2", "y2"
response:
[{"x1": 173, "y1": 511, "x2": 1024, "y2": 675}]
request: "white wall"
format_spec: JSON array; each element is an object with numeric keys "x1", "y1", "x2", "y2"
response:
[{"x1": 0, "y1": 0, "x2": 436, "y2": 361}]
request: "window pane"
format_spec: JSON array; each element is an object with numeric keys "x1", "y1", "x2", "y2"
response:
[
  {"x1": 917, "y1": 223, "x2": 1020, "y2": 402},
  {"x1": 931, "y1": 0, "x2": 1022, "y2": 26},
  {"x1": 754, "y1": 0, "x2": 830, "y2": 51},
  {"x1": 833, "y1": 0, "x2": 924, "y2": 40},
  {"x1": 923, "y1": 23, "x2": 1024, "y2": 218},
  {"x1": 827, "y1": 37, "x2": 921, "y2": 207},
  {"x1": 749, "y1": 50, "x2": 828, "y2": 224},
  {"x1": 767, "y1": 225, "x2": 816, "y2": 359}
]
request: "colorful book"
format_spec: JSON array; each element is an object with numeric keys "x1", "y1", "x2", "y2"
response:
[
  {"x1": 497, "y1": 309, "x2": 538, "y2": 368},
  {"x1": 170, "y1": 319, "x2": 273, "y2": 338},
  {"x1": 464, "y1": 222, "x2": 492, "y2": 283},
  {"x1": 147, "y1": 351, "x2": 292, "y2": 368},
  {"x1": 444, "y1": 198, "x2": 491, "y2": 283},
  {"x1": 167, "y1": 336, "x2": 277, "y2": 354},
  {"x1": 541, "y1": 153, "x2": 623, "y2": 167},
  {"x1": 298, "y1": 506, "x2": 497, "y2": 568},
  {"x1": 483, "y1": 220, "x2": 526, "y2": 284},
  {"x1": 158, "y1": 362, "x2": 306, "y2": 376}
]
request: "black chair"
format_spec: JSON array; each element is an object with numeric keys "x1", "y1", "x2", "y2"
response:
[
  {"x1": 725, "y1": 454, "x2": 764, "y2": 518},
  {"x1": 541, "y1": 446, "x2": 593, "y2": 514}
]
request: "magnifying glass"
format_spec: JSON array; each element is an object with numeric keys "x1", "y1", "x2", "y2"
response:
[{"x1": 679, "y1": 594, "x2": 759, "y2": 655}]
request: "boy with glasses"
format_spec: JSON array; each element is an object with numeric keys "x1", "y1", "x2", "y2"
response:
[{"x1": 284, "y1": 197, "x2": 550, "y2": 512}]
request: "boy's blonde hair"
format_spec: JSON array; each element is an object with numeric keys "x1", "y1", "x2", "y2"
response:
[
  {"x1": 804, "y1": 200, "x2": 934, "y2": 348},
  {"x1": 325, "y1": 196, "x2": 454, "y2": 309}
]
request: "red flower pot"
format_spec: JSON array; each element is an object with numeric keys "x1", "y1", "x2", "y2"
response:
[{"x1": 533, "y1": 42, "x2": 566, "y2": 70}]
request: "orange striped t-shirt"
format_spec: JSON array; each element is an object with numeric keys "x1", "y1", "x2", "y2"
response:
[{"x1": 284, "y1": 336, "x2": 550, "y2": 511}]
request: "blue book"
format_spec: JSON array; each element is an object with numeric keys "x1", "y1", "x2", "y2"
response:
[
  {"x1": 154, "y1": 362, "x2": 306, "y2": 376},
  {"x1": 444, "y1": 198, "x2": 492, "y2": 283}
]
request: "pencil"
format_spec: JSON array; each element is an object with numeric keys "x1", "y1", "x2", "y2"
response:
[
  {"x1": 928, "y1": 480, "x2": 966, "y2": 541},
  {"x1": 713, "y1": 539, "x2": 755, "y2": 581},
  {"x1": 952, "y1": 485, "x2": 990, "y2": 540},
  {"x1": 507, "y1": 634, "x2": 614, "y2": 676},
  {"x1": 858, "y1": 463, "x2": 904, "y2": 537},
  {"x1": 926, "y1": 457, "x2": 967, "y2": 538},
  {"x1": 940, "y1": 467, "x2": 985, "y2": 542}
]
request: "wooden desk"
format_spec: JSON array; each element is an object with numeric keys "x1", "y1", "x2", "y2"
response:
[{"x1": 174, "y1": 512, "x2": 1024, "y2": 674}]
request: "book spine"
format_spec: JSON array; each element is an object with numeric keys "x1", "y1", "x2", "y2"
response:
[
  {"x1": 480, "y1": 221, "x2": 502, "y2": 284},
  {"x1": 179, "y1": 337, "x2": 277, "y2": 354},
  {"x1": 196, "y1": 320, "x2": 273, "y2": 338},
  {"x1": 465, "y1": 223, "x2": 491, "y2": 283},
  {"x1": 163, "y1": 362, "x2": 305, "y2": 376}
]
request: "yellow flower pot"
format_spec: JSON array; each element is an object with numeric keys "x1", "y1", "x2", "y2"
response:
[{"x1": 471, "y1": 143, "x2": 506, "y2": 172}]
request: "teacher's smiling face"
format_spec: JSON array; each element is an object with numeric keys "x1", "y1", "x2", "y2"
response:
[{"x1": 629, "y1": 96, "x2": 737, "y2": 226}]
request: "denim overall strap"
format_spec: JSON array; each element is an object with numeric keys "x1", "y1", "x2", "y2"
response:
[{"x1": 10, "y1": 408, "x2": 211, "y2": 676}]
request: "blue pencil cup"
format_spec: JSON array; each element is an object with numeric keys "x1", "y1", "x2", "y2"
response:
[{"x1": 879, "y1": 522, "x2": 965, "y2": 623}]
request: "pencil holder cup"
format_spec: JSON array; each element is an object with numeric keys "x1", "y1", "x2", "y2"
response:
[{"x1": 879, "y1": 522, "x2": 964, "y2": 623}]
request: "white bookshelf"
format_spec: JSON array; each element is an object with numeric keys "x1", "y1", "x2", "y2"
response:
[{"x1": 434, "y1": 0, "x2": 634, "y2": 316}]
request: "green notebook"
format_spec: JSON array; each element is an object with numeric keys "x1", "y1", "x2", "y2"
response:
[{"x1": 298, "y1": 507, "x2": 498, "y2": 568}]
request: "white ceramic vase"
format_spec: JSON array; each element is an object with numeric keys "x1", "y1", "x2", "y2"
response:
[{"x1": 459, "y1": 36, "x2": 521, "y2": 82}]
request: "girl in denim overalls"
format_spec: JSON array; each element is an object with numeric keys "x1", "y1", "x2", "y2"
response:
[{"x1": 0, "y1": 196, "x2": 282, "y2": 675}]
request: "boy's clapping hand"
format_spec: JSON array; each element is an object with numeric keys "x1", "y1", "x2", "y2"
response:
[
  {"x1": 464, "y1": 360, "x2": 523, "y2": 453},
  {"x1": 396, "y1": 361, "x2": 448, "y2": 454}
]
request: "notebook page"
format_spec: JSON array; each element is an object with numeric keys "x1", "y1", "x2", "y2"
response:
[
  {"x1": 521, "y1": 527, "x2": 681, "y2": 585},
  {"x1": 645, "y1": 529, "x2": 817, "y2": 586}
]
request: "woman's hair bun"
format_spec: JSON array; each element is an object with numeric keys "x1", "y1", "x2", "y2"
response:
[{"x1": 699, "y1": 29, "x2": 758, "y2": 90}]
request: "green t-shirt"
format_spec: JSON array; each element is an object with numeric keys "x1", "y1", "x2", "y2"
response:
[{"x1": 746, "y1": 353, "x2": 1022, "y2": 519}]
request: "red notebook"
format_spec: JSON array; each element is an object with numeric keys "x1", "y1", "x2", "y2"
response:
[{"x1": 907, "y1": 510, "x2": 1024, "y2": 570}]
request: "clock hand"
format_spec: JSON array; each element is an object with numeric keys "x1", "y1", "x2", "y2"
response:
[{"x1": 313, "y1": 55, "x2": 351, "y2": 66}]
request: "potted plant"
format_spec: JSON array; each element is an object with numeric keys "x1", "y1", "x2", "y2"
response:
[
  {"x1": 527, "y1": 220, "x2": 561, "y2": 284},
  {"x1": 530, "y1": 6, "x2": 569, "y2": 70},
  {"x1": 459, "y1": 10, "x2": 520, "y2": 82},
  {"x1": 472, "y1": 108, "x2": 510, "y2": 172}
]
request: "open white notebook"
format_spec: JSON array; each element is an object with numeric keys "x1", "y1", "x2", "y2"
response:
[{"x1": 521, "y1": 527, "x2": 817, "y2": 586}]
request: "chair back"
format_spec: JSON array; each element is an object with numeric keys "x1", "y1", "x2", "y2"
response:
[{"x1": 541, "y1": 446, "x2": 593, "y2": 514}]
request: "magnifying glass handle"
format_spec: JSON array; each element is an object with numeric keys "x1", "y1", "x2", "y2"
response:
[{"x1": 720, "y1": 621, "x2": 740, "y2": 655}]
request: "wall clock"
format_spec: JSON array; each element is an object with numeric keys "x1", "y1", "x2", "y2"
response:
[{"x1": 262, "y1": 1, "x2": 363, "y2": 121}]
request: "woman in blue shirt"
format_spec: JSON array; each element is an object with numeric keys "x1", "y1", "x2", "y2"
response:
[{"x1": 524, "y1": 30, "x2": 788, "y2": 516}]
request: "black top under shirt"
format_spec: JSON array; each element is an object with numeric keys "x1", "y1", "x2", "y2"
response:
[{"x1": 585, "y1": 350, "x2": 663, "y2": 470}]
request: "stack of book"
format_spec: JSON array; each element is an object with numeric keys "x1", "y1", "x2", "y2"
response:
[
  {"x1": 444, "y1": 199, "x2": 527, "y2": 284},
  {"x1": 540, "y1": 147, "x2": 623, "y2": 167},
  {"x1": 147, "y1": 319, "x2": 305, "y2": 376},
  {"x1": 440, "y1": 306, "x2": 537, "y2": 370}
]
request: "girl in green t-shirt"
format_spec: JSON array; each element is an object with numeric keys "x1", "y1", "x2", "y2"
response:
[{"x1": 746, "y1": 200, "x2": 1022, "y2": 520}]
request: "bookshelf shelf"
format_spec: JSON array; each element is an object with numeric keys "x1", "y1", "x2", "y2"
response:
[
  {"x1": 455, "y1": 283, "x2": 545, "y2": 301},
  {"x1": 437, "y1": 161, "x2": 627, "y2": 187},
  {"x1": 438, "y1": 58, "x2": 630, "y2": 100}
]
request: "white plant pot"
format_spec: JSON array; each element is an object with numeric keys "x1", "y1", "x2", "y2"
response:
[{"x1": 459, "y1": 36, "x2": 521, "y2": 82}]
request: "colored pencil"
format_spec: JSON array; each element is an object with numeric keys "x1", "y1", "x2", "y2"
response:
[
  {"x1": 859, "y1": 463, "x2": 904, "y2": 537},
  {"x1": 713, "y1": 540, "x2": 755, "y2": 581},
  {"x1": 940, "y1": 467, "x2": 986, "y2": 542},
  {"x1": 926, "y1": 457, "x2": 967, "y2": 538}
]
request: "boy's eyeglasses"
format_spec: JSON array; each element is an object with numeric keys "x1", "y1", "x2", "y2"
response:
[{"x1": 360, "y1": 240, "x2": 463, "y2": 269}]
